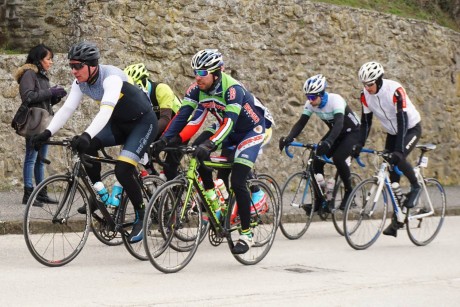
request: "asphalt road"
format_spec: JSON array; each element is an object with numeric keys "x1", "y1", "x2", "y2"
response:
[{"x1": 1, "y1": 214, "x2": 459, "y2": 306}]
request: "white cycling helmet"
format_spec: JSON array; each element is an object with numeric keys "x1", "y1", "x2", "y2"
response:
[
  {"x1": 359, "y1": 61, "x2": 384, "y2": 83},
  {"x1": 303, "y1": 74, "x2": 327, "y2": 95},
  {"x1": 191, "y1": 49, "x2": 223, "y2": 71}
]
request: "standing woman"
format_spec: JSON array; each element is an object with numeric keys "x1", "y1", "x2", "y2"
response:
[{"x1": 13, "y1": 44, "x2": 67, "y2": 206}]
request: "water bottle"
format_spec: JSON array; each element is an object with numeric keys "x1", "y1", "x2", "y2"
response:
[
  {"x1": 326, "y1": 178, "x2": 335, "y2": 201},
  {"x1": 214, "y1": 178, "x2": 229, "y2": 201},
  {"x1": 315, "y1": 173, "x2": 326, "y2": 192},
  {"x1": 109, "y1": 181, "x2": 123, "y2": 208},
  {"x1": 391, "y1": 182, "x2": 403, "y2": 203},
  {"x1": 94, "y1": 181, "x2": 109, "y2": 204}
]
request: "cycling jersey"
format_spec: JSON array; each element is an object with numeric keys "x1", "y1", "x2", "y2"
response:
[
  {"x1": 165, "y1": 72, "x2": 266, "y2": 147},
  {"x1": 145, "y1": 80, "x2": 181, "y2": 114},
  {"x1": 361, "y1": 79, "x2": 421, "y2": 135}
]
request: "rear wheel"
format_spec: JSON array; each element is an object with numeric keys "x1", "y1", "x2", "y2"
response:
[
  {"x1": 331, "y1": 172, "x2": 362, "y2": 236},
  {"x1": 24, "y1": 175, "x2": 91, "y2": 267},
  {"x1": 406, "y1": 178, "x2": 446, "y2": 246},
  {"x1": 279, "y1": 171, "x2": 314, "y2": 240},
  {"x1": 226, "y1": 179, "x2": 278, "y2": 265},
  {"x1": 343, "y1": 178, "x2": 387, "y2": 250}
]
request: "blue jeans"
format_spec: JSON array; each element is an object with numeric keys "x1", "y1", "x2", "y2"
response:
[{"x1": 23, "y1": 137, "x2": 48, "y2": 188}]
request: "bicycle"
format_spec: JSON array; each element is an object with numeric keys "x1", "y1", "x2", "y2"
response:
[
  {"x1": 343, "y1": 144, "x2": 446, "y2": 250},
  {"x1": 143, "y1": 145, "x2": 279, "y2": 273},
  {"x1": 280, "y1": 141, "x2": 362, "y2": 239},
  {"x1": 23, "y1": 139, "x2": 162, "y2": 266}
]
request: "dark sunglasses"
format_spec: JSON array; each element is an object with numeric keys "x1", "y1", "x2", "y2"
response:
[
  {"x1": 193, "y1": 69, "x2": 210, "y2": 77},
  {"x1": 363, "y1": 81, "x2": 376, "y2": 87},
  {"x1": 306, "y1": 94, "x2": 320, "y2": 101},
  {"x1": 69, "y1": 62, "x2": 86, "y2": 70}
]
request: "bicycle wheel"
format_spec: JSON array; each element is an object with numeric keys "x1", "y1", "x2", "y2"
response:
[
  {"x1": 90, "y1": 170, "x2": 123, "y2": 246},
  {"x1": 279, "y1": 171, "x2": 314, "y2": 240},
  {"x1": 257, "y1": 173, "x2": 282, "y2": 226},
  {"x1": 331, "y1": 172, "x2": 362, "y2": 236},
  {"x1": 406, "y1": 178, "x2": 446, "y2": 246},
  {"x1": 343, "y1": 178, "x2": 388, "y2": 250},
  {"x1": 226, "y1": 180, "x2": 278, "y2": 265},
  {"x1": 143, "y1": 180, "x2": 202, "y2": 273},
  {"x1": 121, "y1": 175, "x2": 165, "y2": 261},
  {"x1": 24, "y1": 175, "x2": 91, "y2": 267}
]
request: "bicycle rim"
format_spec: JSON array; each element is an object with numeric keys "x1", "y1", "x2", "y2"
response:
[
  {"x1": 227, "y1": 180, "x2": 278, "y2": 265},
  {"x1": 406, "y1": 178, "x2": 446, "y2": 246},
  {"x1": 23, "y1": 175, "x2": 91, "y2": 267},
  {"x1": 343, "y1": 178, "x2": 387, "y2": 250},
  {"x1": 279, "y1": 172, "x2": 313, "y2": 239},
  {"x1": 331, "y1": 173, "x2": 362, "y2": 236},
  {"x1": 256, "y1": 173, "x2": 282, "y2": 226},
  {"x1": 143, "y1": 180, "x2": 202, "y2": 273}
]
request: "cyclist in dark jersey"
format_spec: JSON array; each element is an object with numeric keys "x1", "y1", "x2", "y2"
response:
[
  {"x1": 31, "y1": 42, "x2": 158, "y2": 243},
  {"x1": 153, "y1": 49, "x2": 266, "y2": 254},
  {"x1": 279, "y1": 74, "x2": 361, "y2": 212}
]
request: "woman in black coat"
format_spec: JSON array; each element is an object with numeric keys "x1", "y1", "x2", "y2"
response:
[{"x1": 13, "y1": 44, "x2": 67, "y2": 206}]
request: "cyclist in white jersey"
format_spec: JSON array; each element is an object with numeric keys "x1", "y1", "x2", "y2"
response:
[
  {"x1": 31, "y1": 42, "x2": 158, "y2": 243},
  {"x1": 353, "y1": 61, "x2": 422, "y2": 237},
  {"x1": 279, "y1": 74, "x2": 361, "y2": 212}
]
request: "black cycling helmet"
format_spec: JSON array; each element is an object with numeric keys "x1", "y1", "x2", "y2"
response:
[{"x1": 68, "y1": 41, "x2": 100, "y2": 65}]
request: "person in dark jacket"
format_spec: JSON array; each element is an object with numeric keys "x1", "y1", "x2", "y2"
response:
[{"x1": 13, "y1": 44, "x2": 67, "y2": 206}]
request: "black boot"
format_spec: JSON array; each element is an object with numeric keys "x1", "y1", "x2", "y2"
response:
[
  {"x1": 22, "y1": 187, "x2": 43, "y2": 207},
  {"x1": 383, "y1": 217, "x2": 404, "y2": 237},
  {"x1": 37, "y1": 187, "x2": 58, "y2": 204}
]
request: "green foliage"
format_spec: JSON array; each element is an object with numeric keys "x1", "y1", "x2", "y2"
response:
[{"x1": 315, "y1": 0, "x2": 460, "y2": 31}]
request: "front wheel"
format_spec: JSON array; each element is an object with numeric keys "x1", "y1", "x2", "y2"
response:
[
  {"x1": 143, "y1": 180, "x2": 202, "y2": 273},
  {"x1": 23, "y1": 175, "x2": 91, "y2": 267},
  {"x1": 226, "y1": 179, "x2": 278, "y2": 265},
  {"x1": 279, "y1": 171, "x2": 314, "y2": 240},
  {"x1": 343, "y1": 178, "x2": 388, "y2": 250},
  {"x1": 406, "y1": 178, "x2": 446, "y2": 246}
]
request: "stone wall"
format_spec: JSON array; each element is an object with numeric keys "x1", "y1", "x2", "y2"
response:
[{"x1": 0, "y1": 0, "x2": 459, "y2": 190}]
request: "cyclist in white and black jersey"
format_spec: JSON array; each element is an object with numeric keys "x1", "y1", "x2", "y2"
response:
[
  {"x1": 279, "y1": 74, "x2": 361, "y2": 212},
  {"x1": 353, "y1": 61, "x2": 422, "y2": 237},
  {"x1": 31, "y1": 42, "x2": 158, "y2": 243}
]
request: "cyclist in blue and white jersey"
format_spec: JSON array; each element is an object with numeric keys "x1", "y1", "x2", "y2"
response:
[
  {"x1": 153, "y1": 49, "x2": 266, "y2": 254},
  {"x1": 279, "y1": 74, "x2": 361, "y2": 213},
  {"x1": 31, "y1": 42, "x2": 158, "y2": 243},
  {"x1": 353, "y1": 61, "x2": 422, "y2": 237}
]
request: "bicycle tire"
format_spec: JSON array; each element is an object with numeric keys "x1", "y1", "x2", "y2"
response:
[
  {"x1": 23, "y1": 174, "x2": 91, "y2": 267},
  {"x1": 331, "y1": 172, "x2": 362, "y2": 236},
  {"x1": 143, "y1": 179, "x2": 202, "y2": 273},
  {"x1": 343, "y1": 178, "x2": 388, "y2": 250},
  {"x1": 279, "y1": 171, "x2": 314, "y2": 240},
  {"x1": 256, "y1": 173, "x2": 282, "y2": 226},
  {"x1": 226, "y1": 179, "x2": 278, "y2": 265},
  {"x1": 121, "y1": 175, "x2": 165, "y2": 261},
  {"x1": 406, "y1": 178, "x2": 446, "y2": 246}
]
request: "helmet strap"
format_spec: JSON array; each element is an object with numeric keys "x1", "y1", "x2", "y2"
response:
[
  {"x1": 206, "y1": 70, "x2": 222, "y2": 95},
  {"x1": 87, "y1": 65, "x2": 99, "y2": 85},
  {"x1": 375, "y1": 76, "x2": 383, "y2": 93}
]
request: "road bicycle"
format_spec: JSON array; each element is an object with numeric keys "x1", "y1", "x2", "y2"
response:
[
  {"x1": 280, "y1": 142, "x2": 362, "y2": 239},
  {"x1": 23, "y1": 139, "x2": 162, "y2": 266},
  {"x1": 343, "y1": 144, "x2": 446, "y2": 250},
  {"x1": 143, "y1": 145, "x2": 279, "y2": 273}
]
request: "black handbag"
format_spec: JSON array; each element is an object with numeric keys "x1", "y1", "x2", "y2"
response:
[{"x1": 11, "y1": 105, "x2": 52, "y2": 137}]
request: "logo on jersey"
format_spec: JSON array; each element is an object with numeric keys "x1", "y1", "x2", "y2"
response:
[
  {"x1": 201, "y1": 100, "x2": 226, "y2": 111},
  {"x1": 243, "y1": 103, "x2": 260, "y2": 123},
  {"x1": 237, "y1": 134, "x2": 264, "y2": 151},
  {"x1": 229, "y1": 87, "x2": 236, "y2": 100}
]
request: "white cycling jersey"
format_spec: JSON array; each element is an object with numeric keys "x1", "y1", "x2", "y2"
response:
[{"x1": 361, "y1": 79, "x2": 421, "y2": 135}]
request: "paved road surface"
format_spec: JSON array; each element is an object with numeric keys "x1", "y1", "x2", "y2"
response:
[{"x1": 1, "y1": 214, "x2": 459, "y2": 306}]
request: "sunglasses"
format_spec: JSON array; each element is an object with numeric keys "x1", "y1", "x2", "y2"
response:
[
  {"x1": 363, "y1": 81, "x2": 376, "y2": 87},
  {"x1": 306, "y1": 94, "x2": 320, "y2": 101},
  {"x1": 69, "y1": 62, "x2": 86, "y2": 70},
  {"x1": 193, "y1": 69, "x2": 210, "y2": 77}
]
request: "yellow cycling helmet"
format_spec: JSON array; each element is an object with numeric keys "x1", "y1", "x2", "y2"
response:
[{"x1": 124, "y1": 63, "x2": 150, "y2": 88}]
